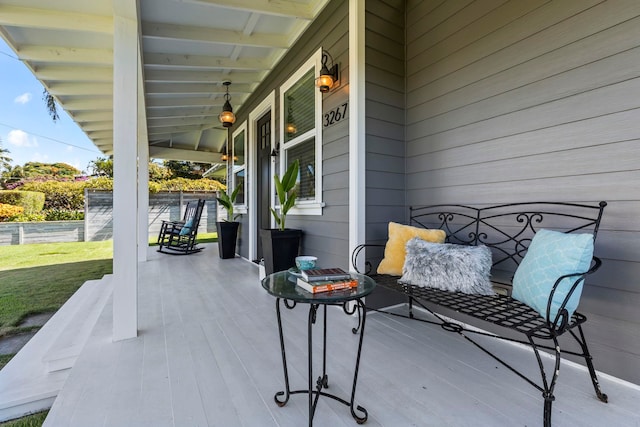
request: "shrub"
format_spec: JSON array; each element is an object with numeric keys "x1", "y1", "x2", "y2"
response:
[
  {"x1": 44, "y1": 209, "x2": 84, "y2": 221},
  {"x1": 84, "y1": 176, "x2": 113, "y2": 191},
  {"x1": 7, "y1": 212, "x2": 46, "y2": 222},
  {"x1": 0, "y1": 190, "x2": 45, "y2": 213},
  {"x1": 21, "y1": 181, "x2": 85, "y2": 210},
  {"x1": 154, "y1": 177, "x2": 225, "y2": 193},
  {"x1": 0, "y1": 203, "x2": 24, "y2": 220}
]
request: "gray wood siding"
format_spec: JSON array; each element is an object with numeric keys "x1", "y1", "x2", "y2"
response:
[
  {"x1": 365, "y1": 0, "x2": 406, "y2": 245},
  {"x1": 364, "y1": 0, "x2": 407, "y2": 308},
  {"x1": 231, "y1": 0, "x2": 351, "y2": 269},
  {"x1": 405, "y1": 0, "x2": 640, "y2": 384}
]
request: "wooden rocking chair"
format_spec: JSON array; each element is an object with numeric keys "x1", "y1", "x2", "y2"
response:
[{"x1": 157, "y1": 199, "x2": 205, "y2": 255}]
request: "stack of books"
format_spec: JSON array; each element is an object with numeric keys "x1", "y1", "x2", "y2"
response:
[{"x1": 296, "y1": 268, "x2": 358, "y2": 294}]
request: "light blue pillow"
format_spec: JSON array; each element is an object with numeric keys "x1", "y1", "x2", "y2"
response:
[
  {"x1": 512, "y1": 229, "x2": 594, "y2": 321},
  {"x1": 179, "y1": 219, "x2": 194, "y2": 236}
]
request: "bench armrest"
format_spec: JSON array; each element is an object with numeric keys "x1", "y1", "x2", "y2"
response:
[
  {"x1": 351, "y1": 244, "x2": 385, "y2": 275},
  {"x1": 547, "y1": 256, "x2": 602, "y2": 331}
]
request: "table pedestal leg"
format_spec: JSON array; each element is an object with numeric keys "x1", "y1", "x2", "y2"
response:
[{"x1": 274, "y1": 298, "x2": 368, "y2": 425}]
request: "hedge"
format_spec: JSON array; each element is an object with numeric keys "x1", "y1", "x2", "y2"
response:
[
  {"x1": 0, "y1": 190, "x2": 45, "y2": 214},
  {"x1": 20, "y1": 181, "x2": 85, "y2": 211}
]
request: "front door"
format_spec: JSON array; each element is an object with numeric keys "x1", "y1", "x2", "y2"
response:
[{"x1": 256, "y1": 111, "x2": 271, "y2": 261}]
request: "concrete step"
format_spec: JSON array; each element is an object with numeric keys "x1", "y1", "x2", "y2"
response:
[
  {"x1": 0, "y1": 276, "x2": 113, "y2": 422},
  {"x1": 43, "y1": 276, "x2": 113, "y2": 372}
]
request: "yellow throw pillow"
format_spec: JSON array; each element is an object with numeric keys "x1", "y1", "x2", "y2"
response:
[{"x1": 377, "y1": 222, "x2": 446, "y2": 275}]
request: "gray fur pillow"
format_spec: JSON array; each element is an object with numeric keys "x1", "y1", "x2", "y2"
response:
[{"x1": 400, "y1": 238, "x2": 494, "y2": 295}]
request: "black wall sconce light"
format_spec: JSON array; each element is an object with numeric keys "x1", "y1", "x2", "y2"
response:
[
  {"x1": 219, "y1": 81, "x2": 236, "y2": 128},
  {"x1": 316, "y1": 50, "x2": 339, "y2": 93}
]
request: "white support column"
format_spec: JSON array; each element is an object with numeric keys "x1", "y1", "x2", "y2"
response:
[
  {"x1": 349, "y1": 0, "x2": 366, "y2": 272},
  {"x1": 137, "y1": 138, "x2": 149, "y2": 261},
  {"x1": 112, "y1": 14, "x2": 139, "y2": 341},
  {"x1": 137, "y1": 53, "x2": 149, "y2": 262}
]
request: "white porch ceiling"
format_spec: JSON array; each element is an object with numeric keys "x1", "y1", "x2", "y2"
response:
[{"x1": 0, "y1": 0, "x2": 330, "y2": 162}]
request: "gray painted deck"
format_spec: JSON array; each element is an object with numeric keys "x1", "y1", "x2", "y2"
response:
[{"x1": 43, "y1": 244, "x2": 640, "y2": 426}]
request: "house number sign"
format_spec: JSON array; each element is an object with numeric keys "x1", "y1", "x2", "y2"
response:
[{"x1": 323, "y1": 102, "x2": 348, "y2": 128}]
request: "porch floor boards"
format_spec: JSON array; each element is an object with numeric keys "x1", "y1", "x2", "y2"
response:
[{"x1": 43, "y1": 244, "x2": 640, "y2": 426}]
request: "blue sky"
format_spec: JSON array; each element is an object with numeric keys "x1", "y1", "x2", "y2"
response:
[{"x1": 0, "y1": 38, "x2": 104, "y2": 175}]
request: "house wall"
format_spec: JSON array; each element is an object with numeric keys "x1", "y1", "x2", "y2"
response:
[
  {"x1": 232, "y1": 0, "x2": 351, "y2": 269},
  {"x1": 404, "y1": 0, "x2": 640, "y2": 384},
  {"x1": 363, "y1": 0, "x2": 407, "y2": 308}
]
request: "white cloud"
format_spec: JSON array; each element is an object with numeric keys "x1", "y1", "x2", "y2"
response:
[
  {"x1": 30, "y1": 152, "x2": 49, "y2": 163},
  {"x1": 7, "y1": 129, "x2": 38, "y2": 148},
  {"x1": 14, "y1": 92, "x2": 32, "y2": 104}
]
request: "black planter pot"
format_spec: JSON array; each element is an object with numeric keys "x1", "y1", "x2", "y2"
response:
[
  {"x1": 216, "y1": 221, "x2": 239, "y2": 259},
  {"x1": 260, "y1": 228, "x2": 302, "y2": 275}
]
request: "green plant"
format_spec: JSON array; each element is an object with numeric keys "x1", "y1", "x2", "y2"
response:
[
  {"x1": 44, "y1": 209, "x2": 84, "y2": 221},
  {"x1": 0, "y1": 203, "x2": 23, "y2": 220},
  {"x1": 270, "y1": 159, "x2": 299, "y2": 231},
  {"x1": 0, "y1": 190, "x2": 45, "y2": 213},
  {"x1": 7, "y1": 212, "x2": 46, "y2": 222},
  {"x1": 20, "y1": 181, "x2": 84, "y2": 210},
  {"x1": 216, "y1": 184, "x2": 241, "y2": 221}
]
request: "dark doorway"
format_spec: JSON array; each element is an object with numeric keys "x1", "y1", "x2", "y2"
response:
[{"x1": 256, "y1": 111, "x2": 271, "y2": 261}]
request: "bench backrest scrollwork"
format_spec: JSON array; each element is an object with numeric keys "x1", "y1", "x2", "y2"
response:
[{"x1": 410, "y1": 201, "x2": 607, "y2": 274}]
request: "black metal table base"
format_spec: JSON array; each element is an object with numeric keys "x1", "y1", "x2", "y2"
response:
[{"x1": 274, "y1": 298, "x2": 368, "y2": 426}]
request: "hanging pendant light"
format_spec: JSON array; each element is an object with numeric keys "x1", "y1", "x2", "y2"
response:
[{"x1": 219, "y1": 81, "x2": 236, "y2": 128}]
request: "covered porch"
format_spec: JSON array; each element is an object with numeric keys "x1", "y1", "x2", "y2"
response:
[{"x1": 39, "y1": 244, "x2": 640, "y2": 426}]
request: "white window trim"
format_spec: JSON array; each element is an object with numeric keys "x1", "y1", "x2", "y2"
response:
[
  {"x1": 278, "y1": 48, "x2": 324, "y2": 216},
  {"x1": 231, "y1": 121, "x2": 247, "y2": 214}
]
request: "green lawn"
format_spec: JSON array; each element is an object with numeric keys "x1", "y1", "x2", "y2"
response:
[
  {"x1": 0, "y1": 241, "x2": 113, "y2": 339},
  {"x1": 0, "y1": 411, "x2": 48, "y2": 427}
]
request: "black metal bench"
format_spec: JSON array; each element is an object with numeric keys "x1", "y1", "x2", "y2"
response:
[{"x1": 351, "y1": 201, "x2": 608, "y2": 427}]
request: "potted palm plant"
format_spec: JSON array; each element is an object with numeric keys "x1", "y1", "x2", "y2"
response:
[
  {"x1": 216, "y1": 184, "x2": 241, "y2": 259},
  {"x1": 260, "y1": 159, "x2": 303, "y2": 274}
]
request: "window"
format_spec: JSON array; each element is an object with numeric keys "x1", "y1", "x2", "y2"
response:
[
  {"x1": 279, "y1": 49, "x2": 324, "y2": 214},
  {"x1": 231, "y1": 122, "x2": 247, "y2": 212}
]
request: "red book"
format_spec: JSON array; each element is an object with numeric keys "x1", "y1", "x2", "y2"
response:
[{"x1": 296, "y1": 277, "x2": 358, "y2": 294}]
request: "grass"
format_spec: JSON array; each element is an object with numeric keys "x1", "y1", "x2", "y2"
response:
[
  {"x1": 0, "y1": 411, "x2": 48, "y2": 427},
  {"x1": 0, "y1": 241, "x2": 113, "y2": 338}
]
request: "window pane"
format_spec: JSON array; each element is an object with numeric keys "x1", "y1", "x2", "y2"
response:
[
  {"x1": 284, "y1": 69, "x2": 315, "y2": 143},
  {"x1": 233, "y1": 130, "x2": 245, "y2": 167},
  {"x1": 233, "y1": 169, "x2": 245, "y2": 204},
  {"x1": 232, "y1": 130, "x2": 245, "y2": 204},
  {"x1": 287, "y1": 138, "x2": 315, "y2": 201}
]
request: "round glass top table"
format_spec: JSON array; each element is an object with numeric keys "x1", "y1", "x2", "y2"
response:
[{"x1": 261, "y1": 270, "x2": 376, "y2": 426}]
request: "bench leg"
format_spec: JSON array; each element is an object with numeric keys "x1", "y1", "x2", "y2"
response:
[
  {"x1": 571, "y1": 325, "x2": 608, "y2": 403},
  {"x1": 408, "y1": 296, "x2": 414, "y2": 319},
  {"x1": 529, "y1": 335, "x2": 560, "y2": 427}
]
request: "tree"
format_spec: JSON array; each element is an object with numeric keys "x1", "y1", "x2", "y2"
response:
[
  {"x1": 42, "y1": 89, "x2": 60, "y2": 122},
  {"x1": 0, "y1": 138, "x2": 11, "y2": 173},
  {"x1": 163, "y1": 160, "x2": 209, "y2": 179},
  {"x1": 21, "y1": 162, "x2": 80, "y2": 179},
  {"x1": 88, "y1": 157, "x2": 113, "y2": 177},
  {"x1": 148, "y1": 162, "x2": 172, "y2": 181}
]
